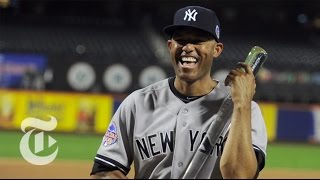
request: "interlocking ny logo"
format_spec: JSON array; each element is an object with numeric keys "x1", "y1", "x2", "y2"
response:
[
  {"x1": 184, "y1": 9, "x2": 198, "y2": 21},
  {"x1": 19, "y1": 116, "x2": 59, "y2": 165}
]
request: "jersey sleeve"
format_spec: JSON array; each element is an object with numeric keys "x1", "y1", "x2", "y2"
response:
[
  {"x1": 251, "y1": 101, "x2": 268, "y2": 171},
  {"x1": 91, "y1": 91, "x2": 137, "y2": 176}
]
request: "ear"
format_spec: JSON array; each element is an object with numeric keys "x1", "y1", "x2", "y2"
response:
[
  {"x1": 213, "y1": 42, "x2": 224, "y2": 58},
  {"x1": 167, "y1": 39, "x2": 173, "y2": 50}
]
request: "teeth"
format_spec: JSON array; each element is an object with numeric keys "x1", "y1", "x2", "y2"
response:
[{"x1": 181, "y1": 57, "x2": 197, "y2": 63}]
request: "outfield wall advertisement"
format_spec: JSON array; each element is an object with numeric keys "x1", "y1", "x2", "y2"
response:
[{"x1": 0, "y1": 89, "x2": 114, "y2": 134}]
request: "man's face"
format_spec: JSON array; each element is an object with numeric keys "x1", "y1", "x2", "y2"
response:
[{"x1": 167, "y1": 27, "x2": 223, "y2": 83}]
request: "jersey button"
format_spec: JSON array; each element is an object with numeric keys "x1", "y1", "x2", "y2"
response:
[
  {"x1": 178, "y1": 162, "x2": 183, "y2": 167},
  {"x1": 182, "y1": 108, "x2": 188, "y2": 114}
]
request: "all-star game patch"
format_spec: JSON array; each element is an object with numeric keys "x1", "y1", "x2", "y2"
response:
[{"x1": 103, "y1": 122, "x2": 118, "y2": 146}]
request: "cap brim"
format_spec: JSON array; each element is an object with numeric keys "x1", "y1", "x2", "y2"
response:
[
  {"x1": 163, "y1": 25, "x2": 218, "y2": 42},
  {"x1": 163, "y1": 25, "x2": 180, "y2": 36}
]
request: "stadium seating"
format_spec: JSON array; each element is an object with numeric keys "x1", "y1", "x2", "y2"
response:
[{"x1": 0, "y1": 4, "x2": 319, "y2": 103}]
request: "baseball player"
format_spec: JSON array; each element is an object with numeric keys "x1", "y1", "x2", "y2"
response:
[{"x1": 90, "y1": 6, "x2": 267, "y2": 179}]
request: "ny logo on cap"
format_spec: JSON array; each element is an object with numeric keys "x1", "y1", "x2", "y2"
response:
[{"x1": 184, "y1": 9, "x2": 198, "y2": 21}]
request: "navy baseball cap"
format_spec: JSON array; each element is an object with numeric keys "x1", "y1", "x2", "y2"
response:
[{"x1": 163, "y1": 6, "x2": 221, "y2": 42}]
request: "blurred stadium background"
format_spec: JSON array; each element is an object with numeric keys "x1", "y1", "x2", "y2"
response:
[{"x1": 0, "y1": 0, "x2": 320, "y2": 178}]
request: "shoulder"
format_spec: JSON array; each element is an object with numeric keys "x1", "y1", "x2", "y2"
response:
[
  {"x1": 123, "y1": 78, "x2": 170, "y2": 103},
  {"x1": 138, "y1": 78, "x2": 170, "y2": 94},
  {"x1": 132, "y1": 78, "x2": 170, "y2": 97},
  {"x1": 116, "y1": 78, "x2": 171, "y2": 113}
]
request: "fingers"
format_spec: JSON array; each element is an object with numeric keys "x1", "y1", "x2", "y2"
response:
[
  {"x1": 235, "y1": 62, "x2": 253, "y2": 74},
  {"x1": 224, "y1": 62, "x2": 253, "y2": 86}
]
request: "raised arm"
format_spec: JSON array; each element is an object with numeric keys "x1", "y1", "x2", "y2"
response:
[{"x1": 220, "y1": 63, "x2": 258, "y2": 178}]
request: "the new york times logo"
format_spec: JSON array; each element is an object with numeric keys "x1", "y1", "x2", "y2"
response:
[{"x1": 19, "y1": 116, "x2": 59, "y2": 165}]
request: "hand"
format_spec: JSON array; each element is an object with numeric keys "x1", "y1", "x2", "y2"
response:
[{"x1": 225, "y1": 62, "x2": 256, "y2": 106}]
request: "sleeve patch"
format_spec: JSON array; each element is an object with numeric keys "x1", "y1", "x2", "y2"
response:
[{"x1": 103, "y1": 122, "x2": 118, "y2": 146}]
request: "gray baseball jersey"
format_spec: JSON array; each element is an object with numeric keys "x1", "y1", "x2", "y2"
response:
[{"x1": 91, "y1": 77, "x2": 267, "y2": 179}]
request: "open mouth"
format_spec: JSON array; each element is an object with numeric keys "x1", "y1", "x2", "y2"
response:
[{"x1": 179, "y1": 57, "x2": 198, "y2": 67}]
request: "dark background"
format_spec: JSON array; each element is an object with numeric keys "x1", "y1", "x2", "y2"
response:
[{"x1": 1, "y1": 0, "x2": 320, "y2": 103}]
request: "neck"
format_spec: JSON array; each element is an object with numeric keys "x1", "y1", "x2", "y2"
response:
[{"x1": 174, "y1": 76, "x2": 217, "y2": 96}]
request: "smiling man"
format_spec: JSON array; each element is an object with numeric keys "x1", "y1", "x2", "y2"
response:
[
  {"x1": 90, "y1": 6, "x2": 267, "y2": 179},
  {"x1": 167, "y1": 27, "x2": 221, "y2": 99}
]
